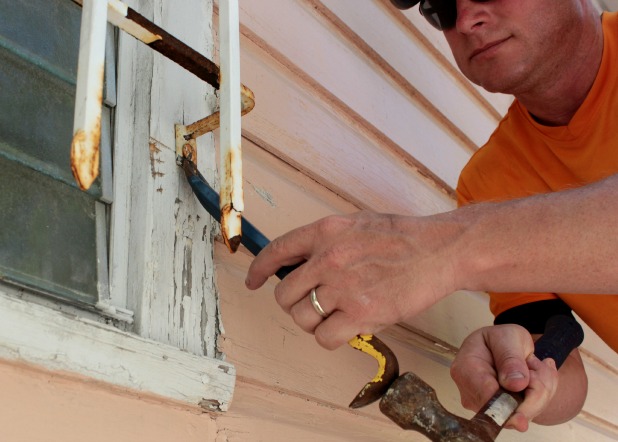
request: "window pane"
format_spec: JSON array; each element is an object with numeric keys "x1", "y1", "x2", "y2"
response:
[
  {"x1": 0, "y1": 0, "x2": 108, "y2": 304},
  {"x1": 0, "y1": 0, "x2": 101, "y2": 193},
  {"x1": 0, "y1": 157, "x2": 98, "y2": 304}
]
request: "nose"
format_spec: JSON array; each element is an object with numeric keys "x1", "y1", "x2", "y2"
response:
[{"x1": 454, "y1": 0, "x2": 490, "y2": 33}]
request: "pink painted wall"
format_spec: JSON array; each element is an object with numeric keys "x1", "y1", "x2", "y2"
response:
[{"x1": 0, "y1": 360, "x2": 218, "y2": 442}]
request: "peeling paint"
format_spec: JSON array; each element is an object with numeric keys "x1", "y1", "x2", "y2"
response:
[
  {"x1": 251, "y1": 183, "x2": 277, "y2": 208},
  {"x1": 199, "y1": 398, "x2": 223, "y2": 412},
  {"x1": 148, "y1": 141, "x2": 165, "y2": 178}
]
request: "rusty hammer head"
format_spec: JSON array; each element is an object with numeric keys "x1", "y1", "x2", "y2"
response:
[
  {"x1": 378, "y1": 315, "x2": 584, "y2": 442},
  {"x1": 379, "y1": 372, "x2": 503, "y2": 442}
]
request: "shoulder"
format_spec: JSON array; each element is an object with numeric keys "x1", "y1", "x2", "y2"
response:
[
  {"x1": 457, "y1": 101, "x2": 534, "y2": 205},
  {"x1": 457, "y1": 103, "x2": 527, "y2": 205}
]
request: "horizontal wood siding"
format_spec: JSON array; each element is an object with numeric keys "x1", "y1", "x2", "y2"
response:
[{"x1": 215, "y1": 0, "x2": 618, "y2": 440}]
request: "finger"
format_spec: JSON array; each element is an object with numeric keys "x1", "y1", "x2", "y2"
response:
[
  {"x1": 504, "y1": 411, "x2": 530, "y2": 432},
  {"x1": 496, "y1": 355, "x2": 530, "y2": 393},
  {"x1": 313, "y1": 310, "x2": 375, "y2": 351},
  {"x1": 245, "y1": 223, "x2": 318, "y2": 289},
  {"x1": 289, "y1": 287, "x2": 334, "y2": 334},
  {"x1": 451, "y1": 361, "x2": 499, "y2": 410},
  {"x1": 273, "y1": 263, "x2": 319, "y2": 314},
  {"x1": 486, "y1": 327, "x2": 534, "y2": 393},
  {"x1": 514, "y1": 355, "x2": 558, "y2": 422},
  {"x1": 450, "y1": 329, "x2": 500, "y2": 410},
  {"x1": 464, "y1": 374, "x2": 500, "y2": 411}
]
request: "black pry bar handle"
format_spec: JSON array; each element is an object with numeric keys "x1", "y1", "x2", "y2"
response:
[{"x1": 534, "y1": 314, "x2": 584, "y2": 369}]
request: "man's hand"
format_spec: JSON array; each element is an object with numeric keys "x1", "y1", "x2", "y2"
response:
[
  {"x1": 245, "y1": 211, "x2": 461, "y2": 350},
  {"x1": 450, "y1": 325, "x2": 587, "y2": 431}
]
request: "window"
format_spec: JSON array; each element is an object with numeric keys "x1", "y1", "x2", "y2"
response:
[
  {"x1": 0, "y1": 0, "x2": 234, "y2": 409},
  {"x1": 0, "y1": 0, "x2": 114, "y2": 308}
]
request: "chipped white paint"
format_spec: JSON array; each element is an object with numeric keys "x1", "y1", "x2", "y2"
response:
[
  {"x1": 0, "y1": 285, "x2": 234, "y2": 410},
  {"x1": 484, "y1": 393, "x2": 519, "y2": 426},
  {"x1": 219, "y1": 0, "x2": 244, "y2": 251},
  {"x1": 111, "y1": 0, "x2": 227, "y2": 371}
]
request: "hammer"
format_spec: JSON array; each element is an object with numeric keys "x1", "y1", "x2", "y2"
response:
[{"x1": 379, "y1": 314, "x2": 584, "y2": 441}]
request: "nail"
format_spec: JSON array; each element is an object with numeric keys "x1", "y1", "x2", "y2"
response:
[{"x1": 505, "y1": 371, "x2": 525, "y2": 380}]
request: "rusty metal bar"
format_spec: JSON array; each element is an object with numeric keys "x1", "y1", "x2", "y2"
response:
[
  {"x1": 71, "y1": 0, "x2": 255, "y2": 252},
  {"x1": 71, "y1": 0, "x2": 220, "y2": 89},
  {"x1": 183, "y1": 86, "x2": 255, "y2": 140}
]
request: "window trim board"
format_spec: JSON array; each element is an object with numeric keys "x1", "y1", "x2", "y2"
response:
[{"x1": 0, "y1": 284, "x2": 235, "y2": 411}]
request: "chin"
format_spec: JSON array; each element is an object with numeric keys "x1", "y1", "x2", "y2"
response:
[{"x1": 469, "y1": 69, "x2": 525, "y2": 95}]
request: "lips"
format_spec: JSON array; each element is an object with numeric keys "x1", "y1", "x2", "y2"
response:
[{"x1": 470, "y1": 37, "x2": 511, "y2": 60}]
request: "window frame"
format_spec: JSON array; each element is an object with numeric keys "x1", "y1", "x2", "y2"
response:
[{"x1": 0, "y1": 0, "x2": 235, "y2": 411}]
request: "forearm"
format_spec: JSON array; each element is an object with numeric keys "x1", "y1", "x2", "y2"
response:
[{"x1": 448, "y1": 174, "x2": 618, "y2": 295}]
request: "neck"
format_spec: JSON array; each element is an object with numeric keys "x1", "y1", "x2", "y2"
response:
[{"x1": 518, "y1": 12, "x2": 604, "y2": 126}]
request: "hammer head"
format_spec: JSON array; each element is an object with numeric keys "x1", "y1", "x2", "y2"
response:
[{"x1": 379, "y1": 372, "x2": 495, "y2": 442}]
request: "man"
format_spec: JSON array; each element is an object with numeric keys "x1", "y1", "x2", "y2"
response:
[{"x1": 245, "y1": 0, "x2": 618, "y2": 432}]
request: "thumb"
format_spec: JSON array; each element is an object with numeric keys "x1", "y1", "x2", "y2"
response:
[
  {"x1": 485, "y1": 327, "x2": 534, "y2": 393},
  {"x1": 496, "y1": 354, "x2": 530, "y2": 393}
]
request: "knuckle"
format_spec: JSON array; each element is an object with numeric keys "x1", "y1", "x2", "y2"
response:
[
  {"x1": 460, "y1": 396, "x2": 477, "y2": 411},
  {"x1": 314, "y1": 327, "x2": 337, "y2": 350},
  {"x1": 317, "y1": 245, "x2": 349, "y2": 271},
  {"x1": 317, "y1": 215, "x2": 352, "y2": 235},
  {"x1": 273, "y1": 284, "x2": 291, "y2": 312},
  {"x1": 268, "y1": 236, "x2": 287, "y2": 256}
]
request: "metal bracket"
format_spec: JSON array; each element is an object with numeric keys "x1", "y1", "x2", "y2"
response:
[
  {"x1": 72, "y1": 0, "x2": 255, "y2": 253},
  {"x1": 174, "y1": 85, "x2": 255, "y2": 167}
]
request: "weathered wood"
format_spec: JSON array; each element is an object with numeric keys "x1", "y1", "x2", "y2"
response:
[
  {"x1": 0, "y1": 287, "x2": 234, "y2": 410},
  {"x1": 115, "y1": 0, "x2": 222, "y2": 358}
]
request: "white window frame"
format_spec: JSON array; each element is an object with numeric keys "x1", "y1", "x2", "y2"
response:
[{"x1": 0, "y1": 0, "x2": 235, "y2": 411}]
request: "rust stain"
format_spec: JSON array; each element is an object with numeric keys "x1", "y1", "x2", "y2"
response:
[
  {"x1": 220, "y1": 147, "x2": 242, "y2": 253},
  {"x1": 70, "y1": 65, "x2": 104, "y2": 191},
  {"x1": 220, "y1": 203, "x2": 241, "y2": 253},
  {"x1": 148, "y1": 142, "x2": 165, "y2": 178},
  {"x1": 70, "y1": 123, "x2": 101, "y2": 191}
]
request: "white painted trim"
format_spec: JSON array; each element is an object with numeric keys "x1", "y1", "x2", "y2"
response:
[
  {"x1": 219, "y1": 0, "x2": 244, "y2": 247},
  {"x1": 0, "y1": 286, "x2": 235, "y2": 411},
  {"x1": 71, "y1": 0, "x2": 107, "y2": 191}
]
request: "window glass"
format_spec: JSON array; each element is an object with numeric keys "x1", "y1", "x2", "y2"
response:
[{"x1": 0, "y1": 0, "x2": 111, "y2": 305}]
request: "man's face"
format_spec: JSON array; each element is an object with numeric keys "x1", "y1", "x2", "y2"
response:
[{"x1": 443, "y1": 0, "x2": 585, "y2": 94}]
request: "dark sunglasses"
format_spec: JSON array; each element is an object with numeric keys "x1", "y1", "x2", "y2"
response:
[{"x1": 390, "y1": 0, "x2": 490, "y2": 31}]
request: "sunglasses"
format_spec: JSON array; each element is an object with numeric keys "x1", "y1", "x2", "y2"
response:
[{"x1": 390, "y1": 0, "x2": 490, "y2": 31}]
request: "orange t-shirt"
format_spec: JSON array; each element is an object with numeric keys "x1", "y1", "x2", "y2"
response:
[{"x1": 456, "y1": 12, "x2": 618, "y2": 352}]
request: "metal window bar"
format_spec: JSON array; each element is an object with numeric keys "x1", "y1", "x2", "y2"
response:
[{"x1": 70, "y1": 0, "x2": 254, "y2": 253}]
